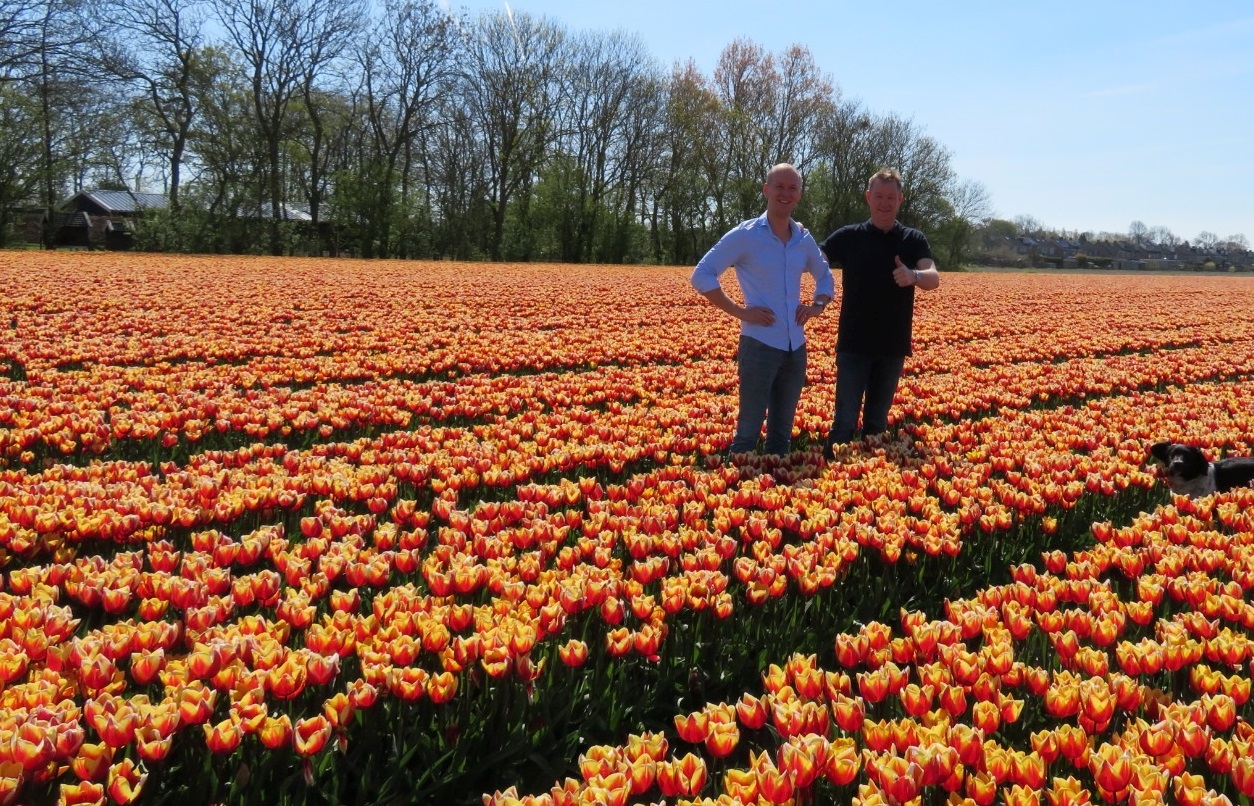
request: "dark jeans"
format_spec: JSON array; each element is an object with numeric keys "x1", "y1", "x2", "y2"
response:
[
  {"x1": 828, "y1": 351, "x2": 905, "y2": 445},
  {"x1": 731, "y1": 335, "x2": 807, "y2": 455}
]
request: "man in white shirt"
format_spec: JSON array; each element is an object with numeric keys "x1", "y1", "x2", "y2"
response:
[{"x1": 690, "y1": 163, "x2": 835, "y2": 456}]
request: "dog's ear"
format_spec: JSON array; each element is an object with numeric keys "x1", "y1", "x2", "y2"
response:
[{"x1": 1149, "y1": 441, "x2": 1172, "y2": 463}]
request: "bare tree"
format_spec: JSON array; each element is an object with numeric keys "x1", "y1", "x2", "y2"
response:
[
  {"x1": 1149, "y1": 225, "x2": 1178, "y2": 248},
  {"x1": 875, "y1": 114, "x2": 954, "y2": 232},
  {"x1": 1128, "y1": 220, "x2": 1149, "y2": 244},
  {"x1": 459, "y1": 8, "x2": 566, "y2": 260},
  {"x1": 1223, "y1": 233, "x2": 1249, "y2": 251},
  {"x1": 213, "y1": 0, "x2": 363, "y2": 254},
  {"x1": 185, "y1": 46, "x2": 261, "y2": 222},
  {"x1": 766, "y1": 44, "x2": 836, "y2": 173},
  {"x1": 1194, "y1": 230, "x2": 1219, "y2": 250},
  {"x1": 0, "y1": 0, "x2": 43, "y2": 79},
  {"x1": 1013, "y1": 215, "x2": 1043, "y2": 236},
  {"x1": 711, "y1": 38, "x2": 772, "y2": 222},
  {"x1": 1, "y1": 0, "x2": 93, "y2": 81},
  {"x1": 347, "y1": 0, "x2": 458, "y2": 256},
  {"x1": 811, "y1": 98, "x2": 880, "y2": 234},
  {"x1": 647, "y1": 59, "x2": 722, "y2": 264},
  {"x1": 933, "y1": 178, "x2": 992, "y2": 267},
  {"x1": 99, "y1": 0, "x2": 206, "y2": 208},
  {"x1": 545, "y1": 29, "x2": 661, "y2": 262},
  {"x1": 0, "y1": 85, "x2": 44, "y2": 244}
]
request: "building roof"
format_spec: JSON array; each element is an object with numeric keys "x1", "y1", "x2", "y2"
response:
[
  {"x1": 58, "y1": 189, "x2": 317, "y2": 221},
  {"x1": 65, "y1": 190, "x2": 170, "y2": 214},
  {"x1": 256, "y1": 202, "x2": 313, "y2": 221}
]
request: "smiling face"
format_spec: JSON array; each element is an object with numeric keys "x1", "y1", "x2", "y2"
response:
[
  {"x1": 762, "y1": 166, "x2": 803, "y2": 218},
  {"x1": 866, "y1": 177, "x2": 904, "y2": 231}
]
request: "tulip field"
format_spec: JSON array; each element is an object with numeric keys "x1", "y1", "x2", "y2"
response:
[{"x1": 4, "y1": 251, "x2": 1254, "y2": 806}]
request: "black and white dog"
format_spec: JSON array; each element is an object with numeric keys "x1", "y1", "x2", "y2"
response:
[{"x1": 1149, "y1": 441, "x2": 1254, "y2": 497}]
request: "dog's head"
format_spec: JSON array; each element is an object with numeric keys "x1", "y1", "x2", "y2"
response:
[{"x1": 1149, "y1": 441, "x2": 1212, "y2": 494}]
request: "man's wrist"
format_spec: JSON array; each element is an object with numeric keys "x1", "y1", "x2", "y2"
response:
[{"x1": 912, "y1": 269, "x2": 920, "y2": 285}]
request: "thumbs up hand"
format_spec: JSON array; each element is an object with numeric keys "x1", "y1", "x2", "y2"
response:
[{"x1": 892, "y1": 256, "x2": 918, "y2": 287}]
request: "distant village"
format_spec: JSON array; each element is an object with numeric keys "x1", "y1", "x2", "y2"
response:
[{"x1": 976, "y1": 231, "x2": 1251, "y2": 272}]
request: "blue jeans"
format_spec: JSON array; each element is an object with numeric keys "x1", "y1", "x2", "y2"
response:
[
  {"x1": 828, "y1": 351, "x2": 905, "y2": 445},
  {"x1": 731, "y1": 336, "x2": 807, "y2": 455}
]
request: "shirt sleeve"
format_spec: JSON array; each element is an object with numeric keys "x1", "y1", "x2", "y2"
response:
[
  {"x1": 819, "y1": 229, "x2": 843, "y2": 267},
  {"x1": 807, "y1": 234, "x2": 836, "y2": 299},
  {"x1": 690, "y1": 228, "x2": 744, "y2": 294},
  {"x1": 907, "y1": 229, "x2": 934, "y2": 265}
]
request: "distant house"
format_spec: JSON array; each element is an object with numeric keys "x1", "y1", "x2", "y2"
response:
[
  {"x1": 38, "y1": 190, "x2": 332, "y2": 253},
  {"x1": 51, "y1": 189, "x2": 170, "y2": 250}
]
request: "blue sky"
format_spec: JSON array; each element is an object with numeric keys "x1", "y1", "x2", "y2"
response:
[{"x1": 447, "y1": 0, "x2": 1254, "y2": 243}]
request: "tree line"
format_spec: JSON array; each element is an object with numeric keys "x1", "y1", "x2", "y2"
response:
[{"x1": 0, "y1": 0, "x2": 994, "y2": 264}]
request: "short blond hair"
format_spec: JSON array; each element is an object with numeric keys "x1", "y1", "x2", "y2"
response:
[
  {"x1": 766, "y1": 163, "x2": 803, "y2": 186},
  {"x1": 867, "y1": 167, "x2": 903, "y2": 192}
]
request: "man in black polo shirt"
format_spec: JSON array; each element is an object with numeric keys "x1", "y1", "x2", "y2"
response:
[{"x1": 819, "y1": 167, "x2": 939, "y2": 459}]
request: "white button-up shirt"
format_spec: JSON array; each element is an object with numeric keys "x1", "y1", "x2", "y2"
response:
[{"x1": 691, "y1": 214, "x2": 835, "y2": 351}]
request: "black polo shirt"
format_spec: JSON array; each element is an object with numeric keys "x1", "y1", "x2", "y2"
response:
[{"x1": 820, "y1": 220, "x2": 932, "y2": 357}]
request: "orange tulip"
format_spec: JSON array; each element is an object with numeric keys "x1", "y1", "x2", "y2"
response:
[
  {"x1": 825, "y1": 737, "x2": 860, "y2": 786},
  {"x1": 724, "y1": 767, "x2": 759, "y2": 802},
  {"x1": 1201, "y1": 693, "x2": 1237, "y2": 732},
  {"x1": 1088, "y1": 744, "x2": 1133, "y2": 801},
  {"x1": 900, "y1": 683, "x2": 935, "y2": 717},
  {"x1": 869, "y1": 751, "x2": 923, "y2": 805},
  {"x1": 294, "y1": 715, "x2": 332, "y2": 756},
  {"x1": 1003, "y1": 783, "x2": 1042, "y2": 806},
  {"x1": 779, "y1": 735, "x2": 828, "y2": 789},
  {"x1": 624, "y1": 757, "x2": 654, "y2": 796},
  {"x1": 259, "y1": 715, "x2": 293, "y2": 751},
  {"x1": 1137, "y1": 719, "x2": 1175, "y2": 757},
  {"x1": 59, "y1": 780, "x2": 106, "y2": 806},
  {"x1": 674, "y1": 711, "x2": 708, "y2": 744},
  {"x1": 427, "y1": 671, "x2": 458, "y2": 704},
  {"x1": 578, "y1": 746, "x2": 622, "y2": 782},
  {"x1": 655, "y1": 753, "x2": 706, "y2": 798},
  {"x1": 832, "y1": 693, "x2": 865, "y2": 733},
  {"x1": 736, "y1": 693, "x2": 769, "y2": 730},
  {"x1": 135, "y1": 725, "x2": 174, "y2": 763},
  {"x1": 106, "y1": 762, "x2": 146, "y2": 802},
  {"x1": 971, "y1": 699, "x2": 1000, "y2": 734},
  {"x1": 964, "y1": 770, "x2": 997, "y2": 806},
  {"x1": 1011, "y1": 750, "x2": 1046, "y2": 789},
  {"x1": 558, "y1": 639, "x2": 589, "y2": 668},
  {"x1": 203, "y1": 718, "x2": 243, "y2": 754},
  {"x1": 71, "y1": 742, "x2": 113, "y2": 782},
  {"x1": 1232, "y1": 755, "x2": 1254, "y2": 797},
  {"x1": 704, "y1": 721, "x2": 739, "y2": 758}
]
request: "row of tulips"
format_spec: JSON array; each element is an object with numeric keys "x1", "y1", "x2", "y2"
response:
[
  {"x1": 2, "y1": 329, "x2": 1251, "y2": 557},
  {"x1": 6, "y1": 326, "x2": 1254, "y2": 477},
  {"x1": 487, "y1": 482, "x2": 1254, "y2": 805},
  {"x1": 5, "y1": 256, "x2": 1254, "y2": 472},
  {"x1": 5, "y1": 349, "x2": 1250, "y2": 576},
  {"x1": 2, "y1": 254, "x2": 1254, "y2": 804},
  {"x1": 1, "y1": 370, "x2": 1246, "y2": 802}
]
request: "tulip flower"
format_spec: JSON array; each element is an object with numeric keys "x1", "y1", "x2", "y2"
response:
[
  {"x1": 673, "y1": 711, "x2": 708, "y2": 744},
  {"x1": 293, "y1": 715, "x2": 332, "y2": 756},
  {"x1": 203, "y1": 718, "x2": 243, "y2": 754},
  {"x1": 106, "y1": 762, "x2": 146, "y2": 802},
  {"x1": 704, "y1": 721, "x2": 739, "y2": 759},
  {"x1": 655, "y1": 753, "x2": 706, "y2": 798}
]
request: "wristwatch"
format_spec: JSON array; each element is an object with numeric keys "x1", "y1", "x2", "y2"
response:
[{"x1": 813, "y1": 298, "x2": 828, "y2": 310}]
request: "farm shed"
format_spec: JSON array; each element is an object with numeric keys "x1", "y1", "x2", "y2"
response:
[{"x1": 53, "y1": 189, "x2": 169, "y2": 250}]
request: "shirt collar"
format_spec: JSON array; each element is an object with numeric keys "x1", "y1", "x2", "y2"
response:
[
  {"x1": 758, "y1": 213, "x2": 795, "y2": 241},
  {"x1": 864, "y1": 218, "x2": 902, "y2": 236}
]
